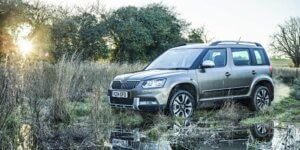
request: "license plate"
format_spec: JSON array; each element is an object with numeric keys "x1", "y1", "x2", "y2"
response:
[
  {"x1": 112, "y1": 91, "x2": 128, "y2": 98},
  {"x1": 112, "y1": 139, "x2": 128, "y2": 147}
]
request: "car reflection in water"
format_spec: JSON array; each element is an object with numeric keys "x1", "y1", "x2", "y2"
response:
[{"x1": 108, "y1": 120, "x2": 275, "y2": 150}]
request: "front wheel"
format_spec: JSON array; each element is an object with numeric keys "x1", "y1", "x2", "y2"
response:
[
  {"x1": 169, "y1": 90, "x2": 195, "y2": 118},
  {"x1": 250, "y1": 86, "x2": 271, "y2": 111}
]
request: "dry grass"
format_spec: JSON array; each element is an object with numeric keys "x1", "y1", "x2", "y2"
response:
[
  {"x1": 0, "y1": 56, "x2": 22, "y2": 149},
  {"x1": 273, "y1": 67, "x2": 300, "y2": 83},
  {"x1": 0, "y1": 55, "x2": 145, "y2": 149}
]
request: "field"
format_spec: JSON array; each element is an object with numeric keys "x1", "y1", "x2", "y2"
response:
[
  {"x1": 0, "y1": 58, "x2": 300, "y2": 149},
  {"x1": 270, "y1": 58, "x2": 294, "y2": 67}
]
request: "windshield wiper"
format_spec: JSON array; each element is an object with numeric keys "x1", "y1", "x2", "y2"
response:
[
  {"x1": 147, "y1": 67, "x2": 189, "y2": 70},
  {"x1": 146, "y1": 68, "x2": 167, "y2": 70},
  {"x1": 166, "y1": 67, "x2": 189, "y2": 70}
]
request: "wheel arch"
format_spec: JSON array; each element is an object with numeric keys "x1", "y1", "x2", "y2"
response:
[
  {"x1": 250, "y1": 77, "x2": 274, "y2": 101},
  {"x1": 167, "y1": 82, "x2": 198, "y2": 108}
]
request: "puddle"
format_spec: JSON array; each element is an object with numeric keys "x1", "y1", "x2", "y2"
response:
[{"x1": 107, "y1": 120, "x2": 300, "y2": 150}]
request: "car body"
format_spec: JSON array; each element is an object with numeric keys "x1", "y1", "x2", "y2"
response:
[{"x1": 108, "y1": 41, "x2": 274, "y2": 117}]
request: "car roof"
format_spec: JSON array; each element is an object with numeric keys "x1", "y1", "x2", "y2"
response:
[{"x1": 171, "y1": 41, "x2": 264, "y2": 50}]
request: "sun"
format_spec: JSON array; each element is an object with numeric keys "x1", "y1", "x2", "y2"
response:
[
  {"x1": 17, "y1": 39, "x2": 32, "y2": 55},
  {"x1": 14, "y1": 24, "x2": 33, "y2": 56}
]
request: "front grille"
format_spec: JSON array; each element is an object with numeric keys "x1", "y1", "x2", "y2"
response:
[
  {"x1": 112, "y1": 81, "x2": 139, "y2": 89},
  {"x1": 110, "y1": 97, "x2": 134, "y2": 105}
]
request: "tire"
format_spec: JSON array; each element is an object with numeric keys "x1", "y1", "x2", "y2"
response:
[
  {"x1": 168, "y1": 90, "x2": 195, "y2": 118},
  {"x1": 250, "y1": 85, "x2": 271, "y2": 111},
  {"x1": 250, "y1": 123, "x2": 274, "y2": 142}
]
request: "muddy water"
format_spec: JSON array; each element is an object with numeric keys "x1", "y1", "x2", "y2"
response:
[
  {"x1": 108, "y1": 121, "x2": 300, "y2": 150},
  {"x1": 18, "y1": 121, "x2": 300, "y2": 150}
]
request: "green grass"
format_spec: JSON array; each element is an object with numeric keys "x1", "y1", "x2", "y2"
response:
[
  {"x1": 112, "y1": 110, "x2": 144, "y2": 127},
  {"x1": 241, "y1": 98, "x2": 300, "y2": 126}
]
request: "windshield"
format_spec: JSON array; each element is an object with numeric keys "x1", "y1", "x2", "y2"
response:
[{"x1": 145, "y1": 48, "x2": 203, "y2": 70}]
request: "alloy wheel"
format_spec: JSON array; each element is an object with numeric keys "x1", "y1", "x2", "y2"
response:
[
  {"x1": 172, "y1": 93, "x2": 193, "y2": 118},
  {"x1": 256, "y1": 88, "x2": 270, "y2": 110}
]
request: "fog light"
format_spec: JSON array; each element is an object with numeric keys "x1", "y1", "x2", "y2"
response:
[
  {"x1": 107, "y1": 96, "x2": 110, "y2": 103},
  {"x1": 139, "y1": 101, "x2": 158, "y2": 105}
]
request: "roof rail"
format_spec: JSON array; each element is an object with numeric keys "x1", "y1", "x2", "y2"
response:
[{"x1": 210, "y1": 40, "x2": 262, "y2": 47}]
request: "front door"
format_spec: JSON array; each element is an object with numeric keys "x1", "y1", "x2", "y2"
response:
[{"x1": 197, "y1": 48, "x2": 230, "y2": 100}]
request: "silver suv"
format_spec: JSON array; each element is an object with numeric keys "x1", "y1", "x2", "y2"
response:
[{"x1": 108, "y1": 41, "x2": 274, "y2": 118}]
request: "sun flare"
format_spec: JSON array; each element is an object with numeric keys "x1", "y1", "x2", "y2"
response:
[
  {"x1": 14, "y1": 24, "x2": 33, "y2": 56},
  {"x1": 17, "y1": 39, "x2": 32, "y2": 55}
]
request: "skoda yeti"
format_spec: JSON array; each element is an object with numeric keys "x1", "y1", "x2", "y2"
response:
[{"x1": 108, "y1": 41, "x2": 274, "y2": 118}]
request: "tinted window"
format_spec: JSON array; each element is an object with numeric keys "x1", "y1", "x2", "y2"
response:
[
  {"x1": 232, "y1": 49, "x2": 251, "y2": 66},
  {"x1": 203, "y1": 49, "x2": 226, "y2": 67},
  {"x1": 145, "y1": 48, "x2": 203, "y2": 70},
  {"x1": 254, "y1": 49, "x2": 267, "y2": 65}
]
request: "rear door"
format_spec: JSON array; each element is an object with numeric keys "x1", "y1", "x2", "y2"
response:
[
  {"x1": 251, "y1": 48, "x2": 271, "y2": 77},
  {"x1": 227, "y1": 48, "x2": 255, "y2": 96}
]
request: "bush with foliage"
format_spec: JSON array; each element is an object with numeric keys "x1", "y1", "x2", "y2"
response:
[
  {"x1": 105, "y1": 4, "x2": 188, "y2": 62},
  {"x1": 51, "y1": 13, "x2": 109, "y2": 61},
  {"x1": 291, "y1": 78, "x2": 300, "y2": 100}
]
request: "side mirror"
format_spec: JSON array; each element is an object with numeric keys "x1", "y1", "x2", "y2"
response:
[{"x1": 201, "y1": 60, "x2": 215, "y2": 68}]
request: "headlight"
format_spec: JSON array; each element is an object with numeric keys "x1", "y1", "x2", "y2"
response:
[
  {"x1": 142, "y1": 78, "x2": 166, "y2": 89},
  {"x1": 109, "y1": 81, "x2": 113, "y2": 88}
]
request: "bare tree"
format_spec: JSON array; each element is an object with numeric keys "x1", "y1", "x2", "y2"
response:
[{"x1": 270, "y1": 17, "x2": 300, "y2": 67}]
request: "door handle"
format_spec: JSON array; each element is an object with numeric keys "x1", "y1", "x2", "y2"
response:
[
  {"x1": 225, "y1": 72, "x2": 231, "y2": 77},
  {"x1": 252, "y1": 70, "x2": 256, "y2": 75}
]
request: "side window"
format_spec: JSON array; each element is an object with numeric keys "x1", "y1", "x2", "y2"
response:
[
  {"x1": 254, "y1": 49, "x2": 267, "y2": 65},
  {"x1": 203, "y1": 49, "x2": 226, "y2": 67},
  {"x1": 232, "y1": 49, "x2": 251, "y2": 66}
]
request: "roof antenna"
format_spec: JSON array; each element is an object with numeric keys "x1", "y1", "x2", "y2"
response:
[{"x1": 237, "y1": 37, "x2": 241, "y2": 44}]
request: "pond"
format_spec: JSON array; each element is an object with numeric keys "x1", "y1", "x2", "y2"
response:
[
  {"x1": 17, "y1": 113, "x2": 300, "y2": 150},
  {"x1": 107, "y1": 120, "x2": 300, "y2": 150}
]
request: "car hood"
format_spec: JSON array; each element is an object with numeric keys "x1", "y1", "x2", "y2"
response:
[{"x1": 114, "y1": 69, "x2": 188, "y2": 81}]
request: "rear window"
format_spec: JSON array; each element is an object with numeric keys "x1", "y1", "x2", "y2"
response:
[
  {"x1": 254, "y1": 49, "x2": 267, "y2": 65},
  {"x1": 231, "y1": 49, "x2": 251, "y2": 66}
]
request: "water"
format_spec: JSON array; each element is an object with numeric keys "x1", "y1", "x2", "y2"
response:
[
  {"x1": 107, "y1": 120, "x2": 300, "y2": 150},
  {"x1": 17, "y1": 117, "x2": 300, "y2": 150}
]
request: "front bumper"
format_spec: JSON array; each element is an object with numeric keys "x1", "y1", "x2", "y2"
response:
[{"x1": 107, "y1": 89, "x2": 168, "y2": 112}]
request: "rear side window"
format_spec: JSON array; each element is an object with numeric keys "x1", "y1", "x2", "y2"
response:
[
  {"x1": 203, "y1": 49, "x2": 227, "y2": 67},
  {"x1": 253, "y1": 49, "x2": 267, "y2": 65},
  {"x1": 231, "y1": 49, "x2": 251, "y2": 66}
]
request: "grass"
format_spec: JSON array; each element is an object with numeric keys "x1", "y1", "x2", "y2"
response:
[
  {"x1": 0, "y1": 56, "x2": 146, "y2": 149},
  {"x1": 270, "y1": 58, "x2": 293, "y2": 67},
  {"x1": 270, "y1": 58, "x2": 299, "y2": 84},
  {"x1": 241, "y1": 97, "x2": 300, "y2": 126}
]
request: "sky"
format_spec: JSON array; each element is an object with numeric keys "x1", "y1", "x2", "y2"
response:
[{"x1": 43, "y1": 0, "x2": 300, "y2": 50}]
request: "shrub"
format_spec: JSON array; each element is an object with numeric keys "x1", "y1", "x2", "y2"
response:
[
  {"x1": 291, "y1": 78, "x2": 300, "y2": 100},
  {"x1": 273, "y1": 67, "x2": 299, "y2": 84}
]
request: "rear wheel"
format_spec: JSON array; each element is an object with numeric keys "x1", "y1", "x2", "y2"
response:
[
  {"x1": 250, "y1": 123, "x2": 274, "y2": 141},
  {"x1": 169, "y1": 90, "x2": 195, "y2": 118},
  {"x1": 250, "y1": 86, "x2": 271, "y2": 111}
]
